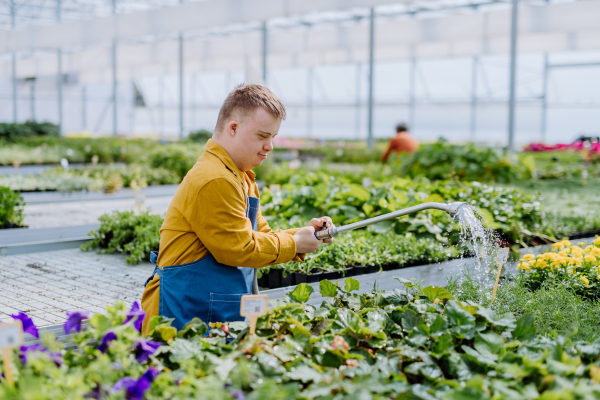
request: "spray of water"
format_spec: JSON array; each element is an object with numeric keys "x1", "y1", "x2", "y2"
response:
[{"x1": 453, "y1": 204, "x2": 500, "y2": 287}]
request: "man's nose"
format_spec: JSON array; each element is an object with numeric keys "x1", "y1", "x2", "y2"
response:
[{"x1": 264, "y1": 139, "x2": 274, "y2": 152}]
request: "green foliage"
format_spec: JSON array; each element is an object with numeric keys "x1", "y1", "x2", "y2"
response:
[
  {"x1": 391, "y1": 140, "x2": 528, "y2": 183},
  {"x1": 6, "y1": 282, "x2": 600, "y2": 399},
  {"x1": 144, "y1": 144, "x2": 203, "y2": 180},
  {"x1": 187, "y1": 129, "x2": 213, "y2": 142},
  {"x1": 0, "y1": 174, "x2": 103, "y2": 192},
  {"x1": 261, "y1": 175, "x2": 547, "y2": 247},
  {"x1": 0, "y1": 186, "x2": 25, "y2": 229},
  {"x1": 81, "y1": 210, "x2": 163, "y2": 265},
  {"x1": 0, "y1": 120, "x2": 59, "y2": 141}
]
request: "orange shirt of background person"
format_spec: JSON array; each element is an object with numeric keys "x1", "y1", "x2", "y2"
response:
[{"x1": 381, "y1": 123, "x2": 419, "y2": 162}]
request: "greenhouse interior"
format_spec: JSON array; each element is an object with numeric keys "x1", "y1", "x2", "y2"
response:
[{"x1": 1, "y1": 0, "x2": 600, "y2": 398}]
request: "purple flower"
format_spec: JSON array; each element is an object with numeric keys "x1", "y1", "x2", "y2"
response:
[
  {"x1": 134, "y1": 340, "x2": 161, "y2": 363},
  {"x1": 124, "y1": 302, "x2": 146, "y2": 331},
  {"x1": 230, "y1": 389, "x2": 245, "y2": 400},
  {"x1": 12, "y1": 312, "x2": 38, "y2": 339},
  {"x1": 49, "y1": 351, "x2": 64, "y2": 366},
  {"x1": 113, "y1": 367, "x2": 160, "y2": 400},
  {"x1": 20, "y1": 343, "x2": 45, "y2": 364},
  {"x1": 64, "y1": 310, "x2": 91, "y2": 334},
  {"x1": 19, "y1": 343, "x2": 63, "y2": 366},
  {"x1": 98, "y1": 332, "x2": 117, "y2": 353}
]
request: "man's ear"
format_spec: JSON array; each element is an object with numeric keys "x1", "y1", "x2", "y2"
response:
[{"x1": 226, "y1": 120, "x2": 239, "y2": 137}]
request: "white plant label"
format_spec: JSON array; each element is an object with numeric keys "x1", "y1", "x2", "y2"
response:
[
  {"x1": 240, "y1": 295, "x2": 268, "y2": 336},
  {"x1": 496, "y1": 248, "x2": 509, "y2": 265},
  {"x1": 0, "y1": 322, "x2": 23, "y2": 348},
  {"x1": 240, "y1": 295, "x2": 268, "y2": 317}
]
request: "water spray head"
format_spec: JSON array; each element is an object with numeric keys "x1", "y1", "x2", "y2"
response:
[{"x1": 445, "y1": 201, "x2": 469, "y2": 217}]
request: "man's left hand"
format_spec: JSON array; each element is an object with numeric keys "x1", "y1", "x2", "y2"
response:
[{"x1": 308, "y1": 217, "x2": 335, "y2": 244}]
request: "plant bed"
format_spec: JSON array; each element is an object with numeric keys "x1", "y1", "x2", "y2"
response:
[{"x1": 5, "y1": 279, "x2": 600, "y2": 399}]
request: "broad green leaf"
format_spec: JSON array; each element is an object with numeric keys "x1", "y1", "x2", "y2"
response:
[
  {"x1": 177, "y1": 317, "x2": 207, "y2": 338},
  {"x1": 287, "y1": 365, "x2": 323, "y2": 384},
  {"x1": 429, "y1": 315, "x2": 449, "y2": 337},
  {"x1": 148, "y1": 315, "x2": 175, "y2": 334},
  {"x1": 432, "y1": 333, "x2": 454, "y2": 355},
  {"x1": 89, "y1": 314, "x2": 110, "y2": 332},
  {"x1": 407, "y1": 324, "x2": 430, "y2": 347},
  {"x1": 168, "y1": 338, "x2": 203, "y2": 363},
  {"x1": 331, "y1": 308, "x2": 361, "y2": 334},
  {"x1": 422, "y1": 286, "x2": 454, "y2": 303},
  {"x1": 445, "y1": 301, "x2": 476, "y2": 339},
  {"x1": 476, "y1": 308, "x2": 516, "y2": 329},
  {"x1": 289, "y1": 283, "x2": 314, "y2": 303},
  {"x1": 402, "y1": 308, "x2": 424, "y2": 332},
  {"x1": 320, "y1": 280, "x2": 338, "y2": 298},
  {"x1": 155, "y1": 325, "x2": 177, "y2": 342},
  {"x1": 346, "y1": 184, "x2": 371, "y2": 202},
  {"x1": 474, "y1": 331, "x2": 504, "y2": 357},
  {"x1": 512, "y1": 314, "x2": 536, "y2": 341},
  {"x1": 344, "y1": 278, "x2": 360, "y2": 292}
]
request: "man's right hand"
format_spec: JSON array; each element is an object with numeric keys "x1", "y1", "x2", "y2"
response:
[{"x1": 293, "y1": 226, "x2": 322, "y2": 254}]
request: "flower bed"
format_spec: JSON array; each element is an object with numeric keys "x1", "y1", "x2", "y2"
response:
[
  {"x1": 0, "y1": 186, "x2": 25, "y2": 229},
  {"x1": 517, "y1": 236, "x2": 600, "y2": 299},
  {"x1": 4, "y1": 279, "x2": 600, "y2": 399}
]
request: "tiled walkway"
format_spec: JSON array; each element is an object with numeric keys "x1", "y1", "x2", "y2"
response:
[{"x1": 0, "y1": 249, "x2": 154, "y2": 327}]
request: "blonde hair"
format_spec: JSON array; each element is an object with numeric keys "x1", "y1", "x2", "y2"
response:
[{"x1": 215, "y1": 84, "x2": 286, "y2": 132}]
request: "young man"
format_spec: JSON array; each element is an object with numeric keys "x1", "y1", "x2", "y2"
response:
[
  {"x1": 381, "y1": 123, "x2": 419, "y2": 163},
  {"x1": 141, "y1": 84, "x2": 333, "y2": 335}
]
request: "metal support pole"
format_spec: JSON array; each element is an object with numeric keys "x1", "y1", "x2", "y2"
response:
[
  {"x1": 30, "y1": 80, "x2": 35, "y2": 121},
  {"x1": 307, "y1": 68, "x2": 313, "y2": 137},
  {"x1": 409, "y1": 54, "x2": 416, "y2": 131},
  {"x1": 82, "y1": 86, "x2": 87, "y2": 130},
  {"x1": 470, "y1": 57, "x2": 478, "y2": 142},
  {"x1": 355, "y1": 63, "x2": 361, "y2": 139},
  {"x1": 540, "y1": 53, "x2": 548, "y2": 142},
  {"x1": 12, "y1": 54, "x2": 17, "y2": 122},
  {"x1": 57, "y1": 49, "x2": 63, "y2": 135},
  {"x1": 178, "y1": 33, "x2": 184, "y2": 139},
  {"x1": 261, "y1": 22, "x2": 268, "y2": 84},
  {"x1": 10, "y1": 0, "x2": 17, "y2": 122},
  {"x1": 56, "y1": 0, "x2": 63, "y2": 134},
  {"x1": 112, "y1": 40, "x2": 117, "y2": 136},
  {"x1": 366, "y1": 7, "x2": 375, "y2": 150},
  {"x1": 111, "y1": 0, "x2": 117, "y2": 136},
  {"x1": 507, "y1": 0, "x2": 519, "y2": 152}
]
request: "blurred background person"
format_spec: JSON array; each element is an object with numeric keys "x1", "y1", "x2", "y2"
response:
[{"x1": 381, "y1": 123, "x2": 419, "y2": 163}]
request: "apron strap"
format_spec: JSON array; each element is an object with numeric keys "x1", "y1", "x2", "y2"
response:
[
  {"x1": 144, "y1": 266, "x2": 163, "y2": 287},
  {"x1": 150, "y1": 251, "x2": 158, "y2": 264}
]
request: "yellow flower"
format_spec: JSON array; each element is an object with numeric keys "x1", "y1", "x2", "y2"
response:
[
  {"x1": 584, "y1": 245, "x2": 595, "y2": 254},
  {"x1": 570, "y1": 246, "x2": 584, "y2": 258},
  {"x1": 585, "y1": 254, "x2": 597, "y2": 263},
  {"x1": 558, "y1": 250, "x2": 569, "y2": 258},
  {"x1": 522, "y1": 254, "x2": 535, "y2": 261},
  {"x1": 593, "y1": 236, "x2": 600, "y2": 246},
  {"x1": 580, "y1": 276, "x2": 590, "y2": 286},
  {"x1": 518, "y1": 262, "x2": 531, "y2": 270},
  {"x1": 562, "y1": 240, "x2": 572, "y2": 247},
  {"x1": 591, "y1": 248, "x2": 600, "y2": 257},
  {"x1": 553, "y1": 242, "x2": 565, "y2": 251},
  {"x1": 572, "y1": 258, "x2": 583, "y2": 267}
]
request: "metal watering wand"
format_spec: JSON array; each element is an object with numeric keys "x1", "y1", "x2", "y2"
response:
[{"x1": 315, "y1": 201, "x2": 469, "y2": 240}]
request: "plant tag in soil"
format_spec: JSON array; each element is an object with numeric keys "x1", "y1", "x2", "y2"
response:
[
  {"x1": 241, "y1": 295, "x2": 268, "y2": 317},
  {"x1": 0, "y1": 321, "x2": 23, "y2": 349},
  {"x1": 240, "y1": 295, "x2": 268, "y2": 335},
  {"x1": 496, "y1": 248, "x2": 509, "y2": 265}
]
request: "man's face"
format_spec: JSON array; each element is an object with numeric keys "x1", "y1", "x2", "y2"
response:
[{"x1": 228, "y1": 107, "x2": 281, "y2": 171}]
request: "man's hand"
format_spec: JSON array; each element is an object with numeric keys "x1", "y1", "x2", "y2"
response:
[
  {"x1": 307, "y1": 217, "x2": 335, "y2": 244},
  {"x1": 293, "y1": 226, "x2": 322, "y2": 254}
]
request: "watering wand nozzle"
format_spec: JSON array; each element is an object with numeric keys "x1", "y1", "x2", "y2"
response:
[{"x1": 314, "y1": 201, "x2": 468, "y2": 240}]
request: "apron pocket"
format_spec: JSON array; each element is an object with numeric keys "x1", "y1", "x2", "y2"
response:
[{"x1": 208, "y1": 293, "x2": 249, "y2": 324}]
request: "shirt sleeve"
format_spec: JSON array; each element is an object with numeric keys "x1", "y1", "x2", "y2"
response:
[
  {"x1": 256, "y1": 206, "x2": 306, "y2": 262},
  {"x1": 186, "y1": 178, "x2": 300, "y2": 268}
]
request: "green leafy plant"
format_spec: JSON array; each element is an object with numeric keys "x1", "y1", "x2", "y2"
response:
[
  {"x1": 187, "y1": 129, "x2": 212, "y2": 142},
  {"x1": 6, "y1": 280, "x2": 600, "y2": 399},
  {"x1": 0, "y1": 186, "x2": 25, "y2": 229},
  {"x1": 81, "y1": 210, "x2": 163, "y2": 265}
]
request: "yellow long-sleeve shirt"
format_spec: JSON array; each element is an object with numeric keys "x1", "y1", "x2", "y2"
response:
[{"x1": 141, "y1": 139, "x2": 303, "y2": 335}]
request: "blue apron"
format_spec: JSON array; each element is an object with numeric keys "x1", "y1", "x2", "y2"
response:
[{"x1": 145, "y1": 196, "x2": 260, "y2": 331}]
